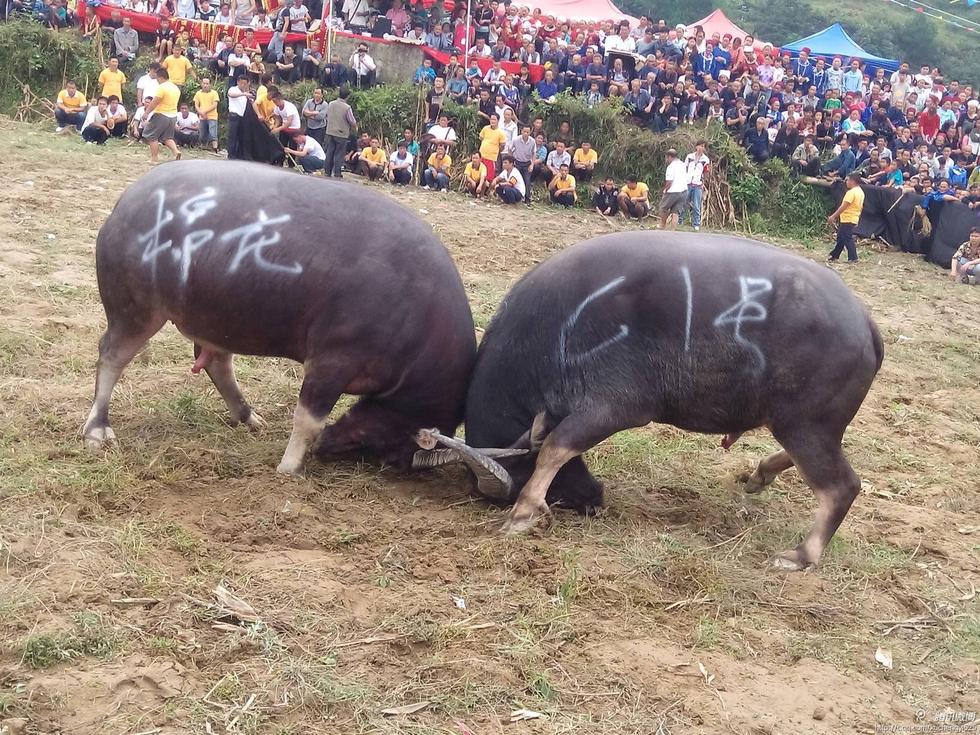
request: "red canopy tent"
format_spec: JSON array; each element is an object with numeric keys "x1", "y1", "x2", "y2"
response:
[{"x1": 686, "y1": 9, "x2": 768, "y2": 49}]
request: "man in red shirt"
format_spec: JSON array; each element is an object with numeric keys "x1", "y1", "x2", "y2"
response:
[{"x1": 918, "y1": 103, "x2": 941, "y2": 144}]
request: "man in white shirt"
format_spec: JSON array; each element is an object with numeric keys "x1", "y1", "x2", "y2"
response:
[
  {"x1": 493, "y1": 155, "x2": 526, "y2": 204},
  {"x1": 226, "y1": 75, "x2": 251, "y2": 159},
  {"x1": 349, "y1": 43, "x2": 377, "y2": 88},
  {"x1": 136, "y1": 64, "x2": 159, "y2": 106},
  {"x1": 683, "y1": 140, "x2": 710, "y2": 231},
  {"x1": 426, "y1": 113, "x2": 457, "y2": 151},
  {"x1": 545, "y1": 141, "x2": 571, "y2": 180},
  {"x1": 174, "y1": 102, "x2": 199, "y2": 146},
  {"x1": 389, "y1": 140, "x2": 414, "y2": 185},
  {"x1": 659, "y1": 148, "x2": 688, "y2": 230},
  {"x1": 284, "y1": 133, "x2": 326, "y2": 173},
  {"x1": 604, "y1": 24, "x2": 636, "y2": 54},
  {"x1": 270, "y1": 91, "x2": 301, "y2": 134},
  {"x1": 500, "y1": 107, "x2": 518, "y2": 148},
  {"x1": 285, "y1": 0, "x2": 310, "y2": 33},
  {"x1": 106, "y1": 95, "x2": 128, "y2": 138}
]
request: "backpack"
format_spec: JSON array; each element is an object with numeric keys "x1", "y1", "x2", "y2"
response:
[{"x1": 948, "y1": 166, "x2": 968, "y2": 189}]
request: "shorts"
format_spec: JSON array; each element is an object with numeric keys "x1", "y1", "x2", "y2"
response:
[
  {"x1": 659, "y1": 190, "x2": 687, "y2": 215},
  {"x1": 143, "y1": 114, "x2": 176, "y2": 143}
]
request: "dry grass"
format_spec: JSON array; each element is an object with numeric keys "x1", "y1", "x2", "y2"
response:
[{"x1": 0, "y1": 117, "x2": 978, "y2": 734}]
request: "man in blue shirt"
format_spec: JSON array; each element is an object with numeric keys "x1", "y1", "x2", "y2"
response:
[
  {"x1": 821, "y1": 138, "x2": 857, "y2": 178},
  {"x1": 536, "y1": 69, "x2": 559, "y2": 102}
]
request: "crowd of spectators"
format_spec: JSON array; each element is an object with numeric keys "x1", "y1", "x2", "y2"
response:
[{"x1": 13, "y1": 0, "x2": 980, "y2": 233}]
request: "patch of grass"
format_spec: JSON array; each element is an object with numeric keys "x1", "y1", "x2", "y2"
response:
[
  {"x1": 691, "y1": 616, "x2": 722, "y2": 650},
  {"x1": 949, "y1": 615, "x2": 980, "y2": 661},
  {"x1": 822, "y1": 538, "x2": 911, "y2": 578},
  {"x1": 208, "y1": 673, "x2": 247, "y2": 704},
  {"x1": 557, "y1": 549, "x2": 581, "y2": 605},
  {"x1": 0, "y1": 691, "x2": 16, "y2": 716},
  {"x1": 526, "y1": 670, "x2": 557, "y2": 702},
  {"x1": 22, "y1": 613, "x2": 120, "y2": 668}
]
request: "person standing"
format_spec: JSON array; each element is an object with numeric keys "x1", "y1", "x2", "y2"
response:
[
  {"x1": 141, "y1": 68, "x2": 182, "y2": 164},
  {"x1": 683, "y1": 140, "x2": 710, "y2": 232},
  {"x1": 826, "y1": 172, "x2": 864, "y2": 263},
  {"x1": 324, "y1": 86, "x2": 357, "y2": 178},
  {"x1": 659, "y1": 148, "x2": 688, "y2": 230},
  {"x1": 194, "y1": 77, "x2": 220, "y2": 154},
  {"x1": 302, "y1": 88, "x2": 328, "y2": 146},
  {"x1": 226, "y1": 75, "x2": 251, "y2": 160},
  {"x1": 508, "y1": 124, "x2": 536, "y2": 206}
]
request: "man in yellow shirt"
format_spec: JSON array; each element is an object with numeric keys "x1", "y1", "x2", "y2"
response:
[
  {"x1": 54, "y1": 79, "x2": 88, "y2": 132},
  {"x1": 254, "y1": 74, "x2": 275, "y2": 122},
  {"x1": 193, "y1": 77, "x2": 220, "y2": 153},
  {"x1": 479, "y1": 113, "x2": 507, "y2": 181},
  {"x1": 161, "y1": 46, "x2": 195, "y2": 87},
  {"x1": 463, "y1": 152, "x2": 488, "y2": 197},
  {"x1": 618, "y1": 175, "x2": 650, "y2": 219},
  {"x1": 423, "y1": 143, "x2": 453, "y2": 191},
  {"x1": 827, "y1": 172, "x2": 865, "y2": 263},
  {"x1": 141, "y1": 67, "x2": 182, "y2": 164},
  {"x1": 571, "y1": 141, "x2": 598, "y2": 181},
  {"x1": 549, "y1": 163, "x2": 577, "y2": 208},
  {"x1": 357, "y1": 137, "x2": 388, "y2": 181},
  {"x1": 98, "y1": 58, "x2": 126, "y2": 102}
]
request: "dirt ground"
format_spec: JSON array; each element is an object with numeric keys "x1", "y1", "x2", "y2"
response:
[{"x1": 0, "y1": 118, "x2": 977, "y2": 735}]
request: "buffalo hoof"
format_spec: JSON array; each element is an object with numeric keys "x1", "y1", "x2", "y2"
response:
[
  {"x1": 771, "y1": 549, "x2": 813, "y2": 572},
  {"x1": 275, "y1": 462, "x2": 305, "y2": 478},
  {"x1": 243, "y1": 410, "x2": 267, "y2": 431},
  {"x1": 83, "y1": 426, "x2": 116, "y2": 451},
  {"x1": 501, "y1": 504, "x2": 552, "y2": 535},
  {"x1": 742, "y1": 473, "x2": 770, "y2": 494}
]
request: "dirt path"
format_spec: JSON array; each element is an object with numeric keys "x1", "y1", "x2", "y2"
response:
[{"x1": 0, "y1": 119, "x2": 977, "y2": 735}]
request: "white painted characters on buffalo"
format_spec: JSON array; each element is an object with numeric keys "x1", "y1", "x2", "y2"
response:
[
  {"x1": 713, "y1": 276, "x2": 773, "y2": 370},
  {"x1": 558, "y1": 276, "x2": 629, "y2": 368},
  {"x1": 137, "y1": 189, "x2": 301, "y2": 283}
]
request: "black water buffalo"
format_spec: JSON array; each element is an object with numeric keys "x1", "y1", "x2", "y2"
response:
[
  {"x1": 416, "y1": 232, "x2": 883, "y2": 571},
  {"x1": 83, "y1": 161, "x2": 476, "y2": 474}
]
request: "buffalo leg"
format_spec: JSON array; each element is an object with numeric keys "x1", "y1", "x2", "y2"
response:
[
  {"x1": 276, "y1": 364, "x2": 351, "y2": 477},
  {"x1": 83, "y1": 315, "x2": 166, "y2": 449},
  {"x1": 502, "y1": 414, "x2": 620, "y2": 534},
  {"x1": 742, "y1": 449, "x2": 795, "y2": 493},
  {"x1": 201, "y1": 350, "x2": 266, "y2": 430},
  {"x1": 772, "y1": 434, "x2": 861, "y2": 571}
]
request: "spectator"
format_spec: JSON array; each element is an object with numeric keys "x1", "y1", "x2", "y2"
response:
[
  {"x1": 284, "y1": 0, "x2": 310, "y2": 33},
  {"x1": 174, "y1": 102, "x2": 199, "y2": 147},
  {"x1": 389, "y1": 141, "x2": 414, "y2": 185},
  {"x1": 80, "y1": 96, "x2": 113, "y2": 145},
  {"x1": 744, "y1": 116, "x2": 771, "y2": 163},
  {"x1": 493, "y1": 155, "x2": 525, "y2": 204},
  {"x1": 161, "y1": 45, "x2": 195, "y2": 87},
  {"x1": 463, "y1": 152, "x2": 489, "y2": 197},
  {"x1": 99, "y1": 58, "x2": 126, "y2": 102},
  {"x1": 106, "y1": 95, "x2": 128, "y2": 138},
  {"x1": 618, "y1": 175, "x2": 650, "y2": 219},
  {"x1": 659, "y1": 148, "x2": 688, "y2": 230},
  {"x1": 414, "y1": 58, "x2": 437, "y2": 86},
  {"x1": 479, "y1": 113, "x2": 506, "y2": 181},
  {"x1": 193, "y1": 77, "x2": 220, "y2": 154},
  {"x1": 324, "y1": 87, "x2": 357, "y2": 178},
  {"x1": 54, "y1": 80, "x2": 88, "y2": 133},
  {"x1": 683, "y1": 140, "x2": 710, "y2": 231},
  {"x1": 949, "y1": 227, "x2": 980, "y2": 284},
  {"x1": 302, "y1": 87, "x2": 328, "y2": 146},
  {"x1": 112, "y1": 16, "x2": 139, "y2": 64},
  {"x1": 276, "y1": 46, "x2": 300, "y2": 84},
  {"x1": 549, "y1": 163, "x2": 577, "y2": 208},
  {"x1": 155, "y1": 17, "x2": 176, "y2": 61},
  {"x1": 423, "y1": 143, "x2": 452, "y2": 191},
  {"x1": 536, "y1": 69, "x2": 559, "y2": 103},
  {"x1": 284, "y1": 133, "x2": 327, "y2": 174},
  {"x1": 593, "y1": 177, "x2": 619, "y2": 216},
  {"x1": 653, "y1": 92, "x2": 678, "y2": 133},
  {"x1": 821, "y1": 138, "x2": 857, "y2": 179},
  {"x1": 137, "y1": 65, "x2": 160, "y2": 108},
  {"x1": 826, "y1": 172, "x2": 865, "y2": 263},
  {"x1": 572, "y1": 141, "x2": 598, "y2": 182},
  {"x1": 792, "y1": 133, "x2": 821, "y2": 177},
  {"x1": 349, "y1": 43, "x2": 377, "y2": 88},
  {"x1": 426, "y1": 113, "x2": 457, "y2": 151},
  {"x1": 321, "y1": 54, "x2": 350, "y2": 88},
  {"x1": 358, "y1": 137, "x2": 387, "y2": 181},
  {"x1": 141, "y1": 67, "x2": 181, "y2": 164}
]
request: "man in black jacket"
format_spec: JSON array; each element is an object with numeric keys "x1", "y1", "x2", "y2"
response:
[{"x1": 593, "y1": 178, "x2": 620, "y2": 216}]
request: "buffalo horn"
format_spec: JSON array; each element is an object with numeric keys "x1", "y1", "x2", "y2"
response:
[
  {"x1": 411, "y1": 448, "x2": 462, "y2": 469},
  {"x1": 414, "y1": 429, "x2": 514, "y2": 500}
]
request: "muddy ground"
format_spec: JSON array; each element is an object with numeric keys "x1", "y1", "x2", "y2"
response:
[{"x1": 0, "y1": 118, "x2": 977, "y2": 735}]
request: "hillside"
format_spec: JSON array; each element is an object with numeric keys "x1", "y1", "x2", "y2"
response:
[{"x1": 621, "y1": 0, "x2": 980, "y2": 85}]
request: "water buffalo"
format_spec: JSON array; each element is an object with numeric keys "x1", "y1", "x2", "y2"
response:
[
  {"x1": 416, "y1": 232, "x2": 883, "y2": 571},
  {"x1": 82, "y1": 161, "x2": 476, "y2": 474}
]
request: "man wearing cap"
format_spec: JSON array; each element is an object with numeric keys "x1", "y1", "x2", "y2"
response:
[{"x1": 659, "y1": 148, "x2": 688, "y2": 231}]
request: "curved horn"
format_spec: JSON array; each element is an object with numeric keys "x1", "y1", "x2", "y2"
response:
[
  {"x1": 411, "y1": 448, "x2": 462, "y2": 469},
  {"x1": 415, "y1": 429, "x2": 514, "y2": 500}
]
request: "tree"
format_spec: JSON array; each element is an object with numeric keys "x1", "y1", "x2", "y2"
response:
[{"x1": 617, "y1": 0, "x2": 719, "y2": 27}]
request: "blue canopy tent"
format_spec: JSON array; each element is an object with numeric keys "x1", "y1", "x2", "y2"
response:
[{"x1": 781, "y1": 23, "x2": 900, "y2": 75}]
